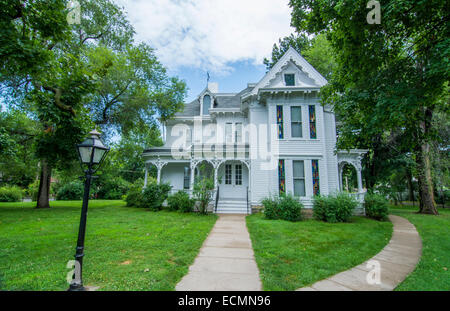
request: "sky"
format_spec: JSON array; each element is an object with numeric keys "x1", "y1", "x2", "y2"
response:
[{"x1": 116, "y1": 0, "x2": 295, "y2": 101}]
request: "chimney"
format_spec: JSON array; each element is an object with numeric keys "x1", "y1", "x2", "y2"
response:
[{"x1": 207, "y1": 82, "x2": 218, "y2": 93}]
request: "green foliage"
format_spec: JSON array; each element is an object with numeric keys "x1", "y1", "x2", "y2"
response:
[
  {"x1": 26, "y1": 180, "x2": 40, "y2": 201},
  {"x1": 56, "y1": 181, "x2": 84, "y2": 201},
  {"x1": 264, "y1": 33, "x2": 335, "y2": 80},
  {"x1": 139, "y1": 182, "x2": 172, "y2": 211},
  {"x1": 0, "y1": 186, "x2": 23, "y2": 202},
  {"x1": 364, "y1": 193, "x2": 389, "y2": 221},
  {"x1": 262, "y1": 194, "x2": 303, "y2": 222},
  {"x1": 289, "y1": 0, "x2": 449, "y2": 213},
  {"x1": 95, "y1": 177, "x2": 130, "y2": 200},
  {"x1": 125, "y1": 178, "x2": 144, "y2": 208},
  {"x1": 0, "y1": 111, "x2": 39, "y2": 188},
  {"x1": 193, "y1": 177, "x2": 214, "y2": 214},
  {"x1": 167, "y1": 191, "x2": 195, "y2": 213},
  {"x1": 313, "y1": 193, "x2": 358, "y2": 223}
]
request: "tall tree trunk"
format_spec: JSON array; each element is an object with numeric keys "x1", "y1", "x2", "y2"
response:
[
  {"x1": 36, "y1": 159, "x2": 52, "y2": 209},
  {"x1": 415, "y1": 141, "x2": 438, "y2": 215}
]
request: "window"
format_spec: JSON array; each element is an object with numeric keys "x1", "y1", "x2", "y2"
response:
[
  {"x1": 225, "y1": 164, "x2": 232, "y2": 185},
  {"x1": 278, "y1": 159, "x2": 286, "y2": 194},
  {"x1": 225, "y1": 123, "x2": 233, "y2": 143},
  {"x1": 276, "y1": 105, "x2": 284, "y2": 139},
  {"x1": 291, "y1": 106, "x2": 302, "y2": 138},
  {"x1": 235, "y1": 123, "x2": 243, "y2": 143},
  {"x1": 235, "y1": 164, "x2": 242, "y2": 185},
  {"x1": 312, "y1": 160, "x2": 320, "y2": 195},
  {"x1": 202, "y1": 95, "x2": 211, "y2": 115},
  {"x1": 309, "y1": 105, "x2": 317, "y2": 139},
  {"x1": 183, "y1": 166, "x2": 190, "y2": 190},
  {"x1": 293, "y1": 161, "x2": 305, "y2": 196},
  {"x1": 284, "y1": 74, "x2": 295, "y2": 86},
  {"x1": 185, "y1": 127, "x2": 191, "y2": 147}
]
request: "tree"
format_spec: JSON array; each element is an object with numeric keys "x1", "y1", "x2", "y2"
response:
[
  {"x1": 1, "y1": 1, "x2": 186, "y2": 208},
  {"x1": 86, "y1": 43, "x2": 186, "y2": 139},
  {"x1": 0, "y1": 110, "x2": 39, "y2": 187},
  {"x1": 289, "y1": 0, "x2": 449, "y2": 214},
  {"x1": 264, "y1": 33, "x2": 336, "y2": 80}
]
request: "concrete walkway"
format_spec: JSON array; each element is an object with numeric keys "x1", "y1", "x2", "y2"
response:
[
  {"x1": 176, "y1": 214, "x2": 262, "y2": 291},
  {"x1": 297, "y1": 215, "x2": 422, "y2": 291}
]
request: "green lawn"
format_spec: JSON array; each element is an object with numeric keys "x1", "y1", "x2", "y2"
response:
[
  {"x1": 390, "y1": 206, "x2": 450, "y2": 291},
  {"x1": 0, "y1": 200, "x2": 217, "y2": 291},
  {"x1": 246, "y1": 213, "x2": 393, "y2": 291}
]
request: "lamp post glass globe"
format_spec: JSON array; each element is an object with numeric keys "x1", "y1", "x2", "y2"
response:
[{"x1": 76, "y1": 130, "x2": 109, "y2": 167}]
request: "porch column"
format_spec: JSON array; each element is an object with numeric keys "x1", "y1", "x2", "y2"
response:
[
  {"x1": 144, "y1": 165, "x2": 148, "y2": 188},
  {"x1": 157, "y1": 168, "x2": 161, "y2": 184},
  {"x1": 189, "y1": 160, "x2": 196, "y2": 190},
  {"x1": 211, "y1": 159, "x2": 222, "y2": 191},
  {"x1": 356, "y1": 166, "x2": 363, "y2": 193},
  {"x1": 338, "y1": 164, "x2": 344, "y2": 191},
  {"x1": 155, "y1": 159, "x2": 166, "y2": 185}
]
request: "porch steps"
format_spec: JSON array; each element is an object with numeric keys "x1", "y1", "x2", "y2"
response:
[{"x1": 216, "y1": 199, "x2": 248, "y2": 214}]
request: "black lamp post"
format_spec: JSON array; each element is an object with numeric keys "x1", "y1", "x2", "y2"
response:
[{"x1": 68, "y1": 130, "x2": 109, "y2": 291}]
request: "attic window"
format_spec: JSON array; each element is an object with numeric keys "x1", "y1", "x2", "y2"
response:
[
  {"x1": 284, "y1": 74, "x2": 295, "y2": 86},
  {"x1": 202, "y1": 95, "x2": 211, "y2": 115}
]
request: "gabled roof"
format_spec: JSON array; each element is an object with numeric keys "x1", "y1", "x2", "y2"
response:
[
  {"x1": 174, "y1": 47, "x2": 327, "y2": 117},
  {"x1": 249, "y1": 46, "x2": 328, "y2": 96}
]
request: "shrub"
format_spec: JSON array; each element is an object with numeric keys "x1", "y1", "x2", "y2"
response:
[
  {"x1": 0, "y1": 186, "x2": 23, "y2": 202},
  {"x1": 56, "y1": 181, "x2": 84, "y2": 200},
  {"x1": 365, "y1": 192, "x2": 389, "y2": 221},
  {"x1": 139, "y1": 182, "x2": 172, "y2": 211},
  {"x1": 262, "y1": 194, "x2": 303, "y2": 222},
  {"x1": 96, "y1": 177, "x2": 130, "y2": 200},
  {"x1": 193, "y1": 177, "x2": 214, "y2": 214},
  {"x1": 167, "y1": 191, "x2": 195, "y2": 212},
  {"x1": 125, "y1": 179, "x2": 144, "y2": 208},
  {"x1": 313, "y1": 192, "x2": 358, "y2": 223},
  {"x1": 26, "y1": 180, "x2": 40, "y2": 201}
]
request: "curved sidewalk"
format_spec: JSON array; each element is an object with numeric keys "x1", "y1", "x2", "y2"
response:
[
  {"x1": 297, "y1": 215, "x2": 422, "y2": 291},
  {"x1": 176, "y1": 214, "x2": 262, "y2": 291}
]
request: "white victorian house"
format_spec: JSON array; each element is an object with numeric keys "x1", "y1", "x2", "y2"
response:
[{"x1": 143, "y1": 47, "x2": 367, "y2": 214}]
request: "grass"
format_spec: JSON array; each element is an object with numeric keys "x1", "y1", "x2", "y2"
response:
[
  {"x1": 246, "y1": 213, "x2": 392, "y2": 291},
  {"x1": 390, "y1": 206, "x2": 450, "y2": 291},
  {"x1": 0, "y1": 200, "x2": 217, "y2": 291}
]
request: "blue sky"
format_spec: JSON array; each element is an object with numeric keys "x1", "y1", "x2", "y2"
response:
[
  {"x1": 116, "y1": 0, "x2": 294, "y2": 102},
  {"x1": 173, "y1": 60, "x2": 267, "y2": 102}
]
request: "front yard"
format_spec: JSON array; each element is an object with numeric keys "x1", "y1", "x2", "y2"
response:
[
  {"x1": 247, "y1": 214, "x2": 393, "y2": 291},
  {"x1": 0, "y1": 200, "x2": 217, "y2": 290},
  {"x1": 390, "y1": 206, "x2": 450, "y2": 291}
]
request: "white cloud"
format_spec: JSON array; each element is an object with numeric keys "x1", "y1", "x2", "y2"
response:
[{"x1": 116, "y1": 0, "x2": 294, "y2": 74}]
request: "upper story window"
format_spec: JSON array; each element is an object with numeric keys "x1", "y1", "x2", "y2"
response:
[
  {"x1": 185, "y1": 127, "x2": 191, "y2": 146},
  {"x1": 291, "y1": 106, "x2": 302, "y2": 138},
  {"x1": 225, "y1": 123, "x2": 233, "y2": 143},
  {"x1": 276, "y1": 105, "x2": 284, "y2": 139},
  {"x1": 235, "y1": 123, "x2": 243, "y2": 143},
  {"x1": 309, "y1": 105, "x2": 317, "y2": 139},
  {"x1": 284, "y1": 74, "x2": 295, "y2": 86},
  {"x1": 202, "y1": 95, "x2": 211, "y2": 115}
]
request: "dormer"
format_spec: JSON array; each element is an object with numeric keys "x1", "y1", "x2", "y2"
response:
[{"x1": 199, "y1": 82, "x2": 219, "y2": 116}]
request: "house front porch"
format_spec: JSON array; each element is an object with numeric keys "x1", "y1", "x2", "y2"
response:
[{"x1": 143, "y1": 144, "x2": 251, "y2": 214}]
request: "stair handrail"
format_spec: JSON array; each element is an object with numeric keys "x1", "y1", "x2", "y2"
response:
[
  {"x1": 246, "y1": 186, "x2": 249, "y2": 214},
  {"x1": 215, "y1": 186, "x2": 219, "y2": 213}
]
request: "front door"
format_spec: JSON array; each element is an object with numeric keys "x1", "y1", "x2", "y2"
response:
[{"x1": 219, "y1": 162, "x2": 247, "y2": 200}]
